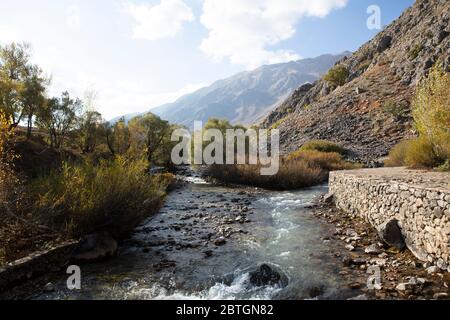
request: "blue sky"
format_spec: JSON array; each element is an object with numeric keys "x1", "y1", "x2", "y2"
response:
[{"x1": 0, "y1": 0, "x2": 414, "y2": 119}]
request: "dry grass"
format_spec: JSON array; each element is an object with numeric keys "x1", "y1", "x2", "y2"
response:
[{"x1": 206, "y1": 150, "x2": 360, "y2": 190}]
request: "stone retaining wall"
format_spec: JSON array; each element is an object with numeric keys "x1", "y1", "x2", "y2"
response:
[
  {"x1": 329, "y1": 168, "x2": 450, "y2": 272},
  {"x1": 0, "y1": 241, "x2": 79, "y2": 291}
]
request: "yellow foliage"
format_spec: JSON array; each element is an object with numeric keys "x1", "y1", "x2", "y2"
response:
[{"x1": 412, "y1": 63, "x2": 450, "y2": 159}]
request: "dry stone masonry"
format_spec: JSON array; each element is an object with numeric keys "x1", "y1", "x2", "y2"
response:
[{"x1": 329, "y1": 168, "x2": 450, "y2": 272}]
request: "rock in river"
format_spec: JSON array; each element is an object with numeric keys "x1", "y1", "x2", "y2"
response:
[{"x1": 249, "y1": 264, "x2": 287, "y2": 287}]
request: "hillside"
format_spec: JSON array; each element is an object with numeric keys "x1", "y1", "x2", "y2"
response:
[
  {"x1": 149, "y1": 53, "x2": 348, "y2": 128},
  {"x1": 262, "y1": 0, "x2": 449, "y2": 165}
]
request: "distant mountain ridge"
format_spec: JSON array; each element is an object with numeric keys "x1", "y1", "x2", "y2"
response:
[{"x1": 113, "y1": 53, "x2": 348, "y2": 128}]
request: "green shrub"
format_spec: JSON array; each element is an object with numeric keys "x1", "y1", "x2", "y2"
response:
[
  {"x1": 270, "y1": 117, "x2": 287, "y2": 130},
  {"x1": 408, "y1": 44, "x2": 423, "y2": 60},
  {"x1": 297, "y1": 140, "x2": 347, "y2": 155},
  {"x1": 324, "y1": 65, "x2": 349, "y2": 87},
  {"x1": 383, "y1": 100, "x2": 410, "y2": 120},
  {"x1": 33, "y1": 157, "x2": 171, "y2": 238}
]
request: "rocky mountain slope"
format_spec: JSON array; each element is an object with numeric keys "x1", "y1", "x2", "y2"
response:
[
  {"x1": 150, "y1": 53, "x2": 348, "y2": 129},
  {"x1": 262, "y1": 0, "x2": 449, "y2": 165}
]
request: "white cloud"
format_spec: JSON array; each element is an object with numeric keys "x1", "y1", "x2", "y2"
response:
[
  {"x1": 124, "y1": 0, "x2": 195, "y2": 41},
  {"x1": 200, "y1": 0, "x2": 348, "y2": 69},
  {"x1": 67, "y1": 5, "x2": 81, "y2": 30}
]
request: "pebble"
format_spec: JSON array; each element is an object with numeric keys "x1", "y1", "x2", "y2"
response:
[
  {"x1": 345, "y1": 244, "x2": 355, "y2": 251},
  {"x1": 214, "y1": 237, "x2": 227, "y2": 246},
  {"x1": 365, "y1": 244, "x2": 381, "y2": 255},
  {"x1": 426, "y1": 266, "x2": 439, "y2": 274}
]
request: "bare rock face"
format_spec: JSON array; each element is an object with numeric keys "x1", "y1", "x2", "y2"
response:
[
  {"x1": 73, "y1": 233, "x2": 118, "y2": 262},
  {"x1": 262, "y1": 0, "x2": 449, "y2": 164},
  {"x1": 377, "y1": 220, "x2": 406, "y2": 251}
]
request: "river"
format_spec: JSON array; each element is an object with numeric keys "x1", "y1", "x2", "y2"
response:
[{"x1": 8, "y1": 170, "x2": 356, "y2": 300}]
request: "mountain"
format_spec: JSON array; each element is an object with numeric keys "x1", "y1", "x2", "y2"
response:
[
  {"x1": 262, "y1": 0, "x2": 449, "y2": 165},
  {"x1": 147, "y1": 53, "x2": 349, "y2": 128}
]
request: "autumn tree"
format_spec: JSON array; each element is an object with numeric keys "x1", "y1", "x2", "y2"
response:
[
  {"x1": 77, "y1": 110, "x2": 104, "y2": 154},
  {"x1": 412, "y1": 63, "x2": 450, "y2": 160},
  {"x1": 105, "y1": 117, "x2": 131, "y2": 157},
  {"x1": 36, "y1": 92, "x2": 82, "y2": 149},
  {"x1": 0, "y1": 43, "x2": 47, "y2": 133},
  {"x1": 129, "y1": 113, "x2": 171, "y2": 166}
]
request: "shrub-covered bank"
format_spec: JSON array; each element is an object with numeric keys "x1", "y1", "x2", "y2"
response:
[{"x1": 205, "y1": 141, "x2": 360, "y2": 190}]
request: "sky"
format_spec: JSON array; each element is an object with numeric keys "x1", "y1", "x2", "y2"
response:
[{"x1": 0, "y1": 0, "x2": 414, "y2": 120}]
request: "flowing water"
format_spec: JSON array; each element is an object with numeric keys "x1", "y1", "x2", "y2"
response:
[{"x1": 15, "y1": 171, "x2": 355, "y2": 300}]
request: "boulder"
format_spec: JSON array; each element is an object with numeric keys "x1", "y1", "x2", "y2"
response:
[
  {"x1": 249, "y1": 264, "x2": 287, "y2": 287},
  {"x1": 377, "y1": 219, "x2": 406, "y2": 250},
  {"x1": 72, "y1": 233, "x2": 118, "y2": 262}
]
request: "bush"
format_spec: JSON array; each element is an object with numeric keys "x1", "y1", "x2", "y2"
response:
[
  {"x1": 296, "y1": 140, "x2": 347, "y2": 156},
  {"x1": 404, "y1": 137, "x2": 442, "y2": 169},
  {"x1": 385, "y1": 140, "x2": 412, "y2": 167},
  {"x1": 408, "y1": 43, "x2": 423, "y2": 60},
  {"x1": 206, "y1": 150, "x2": 359, "y2": 190},
  {"x1": 386, "y1": 138, "x2": 444, "y2": 169},
  {"x1": 206, "y1": 160, "x2": 327, "y2": 191},
  {"x1": 324, "y1": 65, "x2": 349, "y2": 87},
  {"x1": 33, "y1": 157, "x2": 171, "y2": 238},
  {"x1": 383, "y1": 100, "x2": 410, "y2": 120}
]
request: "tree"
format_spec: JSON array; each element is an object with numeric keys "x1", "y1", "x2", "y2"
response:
[
  {"x1": 0, "y1": 43, "x2": 47, "y2": 133},
  {"x1": 129, "y1": 113, "x2": 171, "y2": 166},
  {"x1": 412, "y1": 63, "x2": 450, "y2": 160},
  {"x1": 323, "y1": 65, "x2": 349, "y2": 87},
  {"x1": 0, "y1": 43, "x2": 30, "y2": 129},
  {"x1": 22, "y1": 65, "x2": 48, "y2": 138},
  {"x1": 77, "y1": 110, "x2": 104, "y2": 154},
  {"x1": 36, "y1": 92, "x2": 82, "y2": 149},
  {"x1": 105, "y1": 117, "x2": 131, "y2": 157}
]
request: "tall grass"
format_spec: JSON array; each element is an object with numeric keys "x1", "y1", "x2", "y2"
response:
[{"x1": 33, "y1": 157, "x2": 172, "y2": 238}]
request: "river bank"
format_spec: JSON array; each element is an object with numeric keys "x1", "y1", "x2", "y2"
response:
[
  {"x1": 313, "y1": 196, "x2": 450, "y2": 300},
  {"x1": 1, "y1": 169, "x2": 362, "y2": 300}
]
